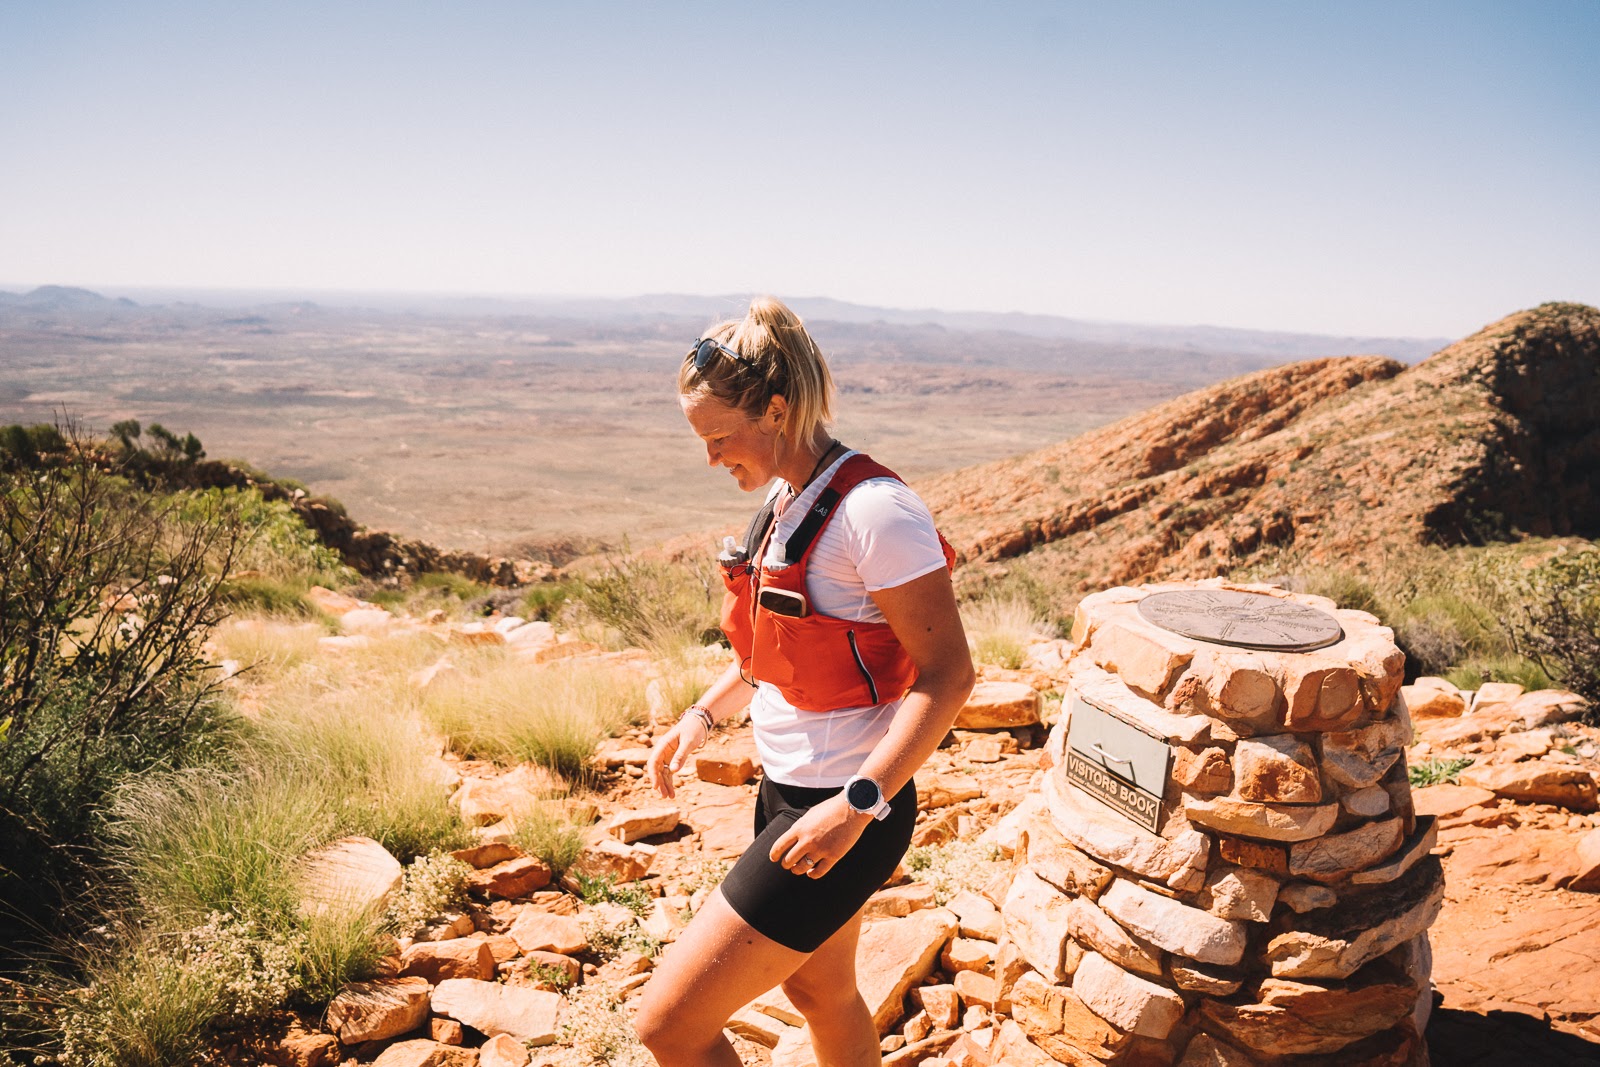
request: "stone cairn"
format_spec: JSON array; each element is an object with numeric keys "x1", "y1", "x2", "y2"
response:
[{"x1": 996, "y1": 580, "x2": 1440, "y2": 1066}]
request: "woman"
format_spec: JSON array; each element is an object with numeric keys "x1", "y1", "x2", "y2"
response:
[{"x1": 635, "y1": 297, "x2": 975, "y2": 1067}]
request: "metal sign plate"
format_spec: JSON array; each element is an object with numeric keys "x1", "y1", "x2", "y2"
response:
[
  {"x1": 1136, "y1": 589, "x2": 1344, "y2": 652},
  {"x1": 1064, "y1": 694, "x2": 1172, "y2": 833}
]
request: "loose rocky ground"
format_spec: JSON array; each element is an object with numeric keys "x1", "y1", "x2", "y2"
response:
[{"x1": 238, "y1": 595, "x2": 1600, "y2": 1066}]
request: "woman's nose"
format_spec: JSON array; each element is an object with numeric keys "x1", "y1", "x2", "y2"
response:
[{"x1": 705, "y1": 441, "x2": 720, "y2": 466}]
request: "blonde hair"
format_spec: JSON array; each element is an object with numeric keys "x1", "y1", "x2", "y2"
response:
[{"x1": 678, "y1": 296, "x2": 836, "y2": 445}]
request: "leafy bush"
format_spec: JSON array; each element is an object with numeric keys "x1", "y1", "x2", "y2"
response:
[
  {"x1": 904, "y1": 838, "x2": 1006, "y2": 906},
  {"x1": 48, "y1": 916, "x2": 297, "y2": 1067},
  {"x1": 385, "y1": 853, "x2": 473, "y2": 938},
  {"x1": 1488, "y1": 544, "x2": 1600, "y2": 712},
  {"x1": 0, "y1": 446, "x2": 246, "y2": 927}
]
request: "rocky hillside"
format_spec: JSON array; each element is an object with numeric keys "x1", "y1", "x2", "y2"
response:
[{"x1": 922, "y1": 302, "x2": 1600, "y2": 592}]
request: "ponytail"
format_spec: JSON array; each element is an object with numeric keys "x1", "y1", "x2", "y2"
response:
[{"x1": 677, "y1": 296, "x2": 836, "y2": 445}]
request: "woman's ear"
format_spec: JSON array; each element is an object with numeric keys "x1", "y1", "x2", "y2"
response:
[{"x1": 764, "y1": 394, "x2": 789, "y2": 434}]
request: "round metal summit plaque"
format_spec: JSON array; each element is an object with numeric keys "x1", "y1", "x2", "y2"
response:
[{"x1": 1136, "y1": 589, "x2": 1344, "y2": 652}]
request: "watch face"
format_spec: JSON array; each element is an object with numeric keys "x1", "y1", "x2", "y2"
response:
[{"x1": 846, "y1": 778, "x2": 881, "y2": 810}]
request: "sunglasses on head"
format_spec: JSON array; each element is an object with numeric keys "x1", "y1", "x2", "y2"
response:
[{"x1": 689, "y1": 336, "x2": 761, "y2": 375}]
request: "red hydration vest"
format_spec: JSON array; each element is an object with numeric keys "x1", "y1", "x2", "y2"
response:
[{"x1": 719, "y1": 454, "x2": 956, "y2": 712}]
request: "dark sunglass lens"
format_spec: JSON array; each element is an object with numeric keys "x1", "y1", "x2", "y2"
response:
[{"x1": 692, "y1": 338, "x2": 719, "y2": 371}]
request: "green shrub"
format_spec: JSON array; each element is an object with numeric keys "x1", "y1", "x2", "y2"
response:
[
  {"x1": 1409, "y1": 757, "x2": 1474, "y2": 788},
  {"x1": 1487, "y1": 544, "x2": 1600, "y2": 712},
  {"x1": 571, "y1": 554, "x2": 719, "y2": 654},
  {"x1": 385, "y1": 853, "x2": 473, "y2": 938},
  {"x1": 49, "y1": 915, "x2": 297, "y2": 1067}
]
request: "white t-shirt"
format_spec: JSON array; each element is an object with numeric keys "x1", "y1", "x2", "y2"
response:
[{"x1": 749, "y1": 451, "x2": 948, "y2": 787}]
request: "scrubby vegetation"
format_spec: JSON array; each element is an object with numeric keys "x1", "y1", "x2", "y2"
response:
[{"x1": 1248, "y1": 539, "x2": 1599, "y2": 716}]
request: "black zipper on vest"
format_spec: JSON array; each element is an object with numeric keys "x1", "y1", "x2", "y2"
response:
[{"x1": 846, "y1": 630, "x2": 879, "y2": 705}]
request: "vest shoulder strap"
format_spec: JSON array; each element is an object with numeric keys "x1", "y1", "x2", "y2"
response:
[{"x1": 781, "y1": 455, "x2": 902, "y2": 564}]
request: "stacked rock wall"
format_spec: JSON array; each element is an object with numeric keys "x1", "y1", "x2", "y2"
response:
[{"x1": 997, "y1": 580, "x2": 1440, "y2": 1066}]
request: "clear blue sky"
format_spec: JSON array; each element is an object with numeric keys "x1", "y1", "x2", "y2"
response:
[{"x1": 2, "y1": 1, "x2": 1595, "y2": 336}]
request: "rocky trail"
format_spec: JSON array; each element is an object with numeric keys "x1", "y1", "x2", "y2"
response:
[{"x1": 237, "y1": 589, "x2": 1600, "y2": 1067}]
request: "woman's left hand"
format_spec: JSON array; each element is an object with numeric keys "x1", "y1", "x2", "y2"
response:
[{"x1": 768, "y1": 795, "x2": 872, "y2": 879}]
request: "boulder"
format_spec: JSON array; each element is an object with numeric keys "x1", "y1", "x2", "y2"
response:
[
  {"x1": 1571, "y1": 828, "x2": 1600, "y2": 892},
  {"x1": 451, "y1": 764, "x2": 567, "y2": 825},
  {"x1": 1072, "y1": 950, "x2": 1186, "y2": 1039},
  {"x1": 948, "y1": 889, "x2": 1002, "y2": 941},
  {"x1": 1198, "y1": 965, "x2": 1418, "y2": 1057},
  {"x1": 450, "y1": 843, "x2": 522, "y2": 870},
  {"x1": 696, "y1": 750, "x2": 758, "y2": 786},
  {"x1": 479, "y1": 1033, "x2": 533, "y2": 1067},
  {"x1": 1472, "y1": 681, "x2": 1525, "y2": 710},
  {"x1": 1172, "y1": 745, "x2": 1234, "y2": 795},
  {"x1": 1021, "y1": 817, "x2": 1113, "y2": 900},
  {"x1": 1509, "y1": 689, "x2": 1589, "y2": 728},
  {"x1": 1400, "y1": 684, "x2": 1465, "y2": 719},
  {"x1": 1287, "y1": 817, "x2": 1404, "y2": 883},
  {"x1": 568, "y1": 837, "x2": 654, "y2": 883},
  {"x1": 1459, "y1": 759, "x2": 1599, "y2": 811},
  {"x1": 911, "y1": 983, "x2": 961, "y2": 1029},
  {"x1": 325, "y1": 977, "x2": 431, "y2": 1044},
  {"x1": 1320, "y1": 719, "x2": 1408, "y2": 790},
  {"x1": 398, "y1": 938, "x2": 495, "y2": 982},
  {"x1": 296, "y1": 836, "x2": 403, "y2": 918},
  {"x1": 370, "y1": 1041, "x2": 475, "y2": 1067},
  {"x1": 1199, "y1": 865, "x2": 1279, "y2": 922},
  {"x1": 954, "y1": 681, "x2": 1041, "y2": 728},
  {"x1": 1266, "y1": 857, "x2": 1445, "y2": 979},
  {"x1": 305, "y1": 586, "x2": 363, "y2": 616},
  {"x1": 1063, "y1": 895, "x2": 1163, "y2": 978},
  {"x1": 940, "y1": 936, "x2": 996, "y2": 974},
  {"x1": 1046, "y1": 770, "x2": 1210, "y2": 888},
  {"x1": 1000, "y1": 869, "x2": 1075, "y2": 981},
  {"x1": 430, "y1": 978, "x2": 563, "y2": 1044}
]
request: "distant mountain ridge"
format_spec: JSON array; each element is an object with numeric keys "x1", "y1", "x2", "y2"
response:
[
  {"x1": 0, "y1": 285, "x2": 1447, "y2": 361},
  {"x1": 921, "y1": 302, "x2": 1600, "y2": 592}
]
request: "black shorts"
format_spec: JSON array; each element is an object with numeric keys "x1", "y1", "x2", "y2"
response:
[{"x1": 719, "y1": 775, "x2": 917, "y2": 953}]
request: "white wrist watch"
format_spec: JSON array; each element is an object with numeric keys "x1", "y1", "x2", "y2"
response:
[{"x1": 844, "y1": 775, "x2": 893, "y2": 821}]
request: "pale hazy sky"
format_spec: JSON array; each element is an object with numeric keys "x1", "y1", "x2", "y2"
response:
[{"x1": 2, "y1": 1, "x2": 1596, "y2": 337}]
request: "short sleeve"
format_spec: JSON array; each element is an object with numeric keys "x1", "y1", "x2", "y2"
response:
[{"x1": 837, "y1": 478, "x2": 948, "y2": 592}]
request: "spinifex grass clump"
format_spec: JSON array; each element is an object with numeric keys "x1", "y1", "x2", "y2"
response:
[
  {"x1": 419, "y1": 658, "x2": 647, "y2": 785},
  {"x1": 962, "y1": 591, "x2": 1050, "y2": 670}
]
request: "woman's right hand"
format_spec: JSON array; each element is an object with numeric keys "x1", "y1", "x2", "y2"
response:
[{"x1": 647, "y1": 714, "x2": 710, "y2": 799}]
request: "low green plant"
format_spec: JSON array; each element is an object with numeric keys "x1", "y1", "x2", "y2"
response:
[
  {"x1": 509, "y1": 803, "x2": 589, "y2": 877},
  {"x1": 291, "y1": 903, "x2": 386, "y2": 1006},
  {"x1": 573, "y1": 873, "x2": 653, "y2": 919},
  {"x1": 1408, "y1": 757, "x2": 1474, "y2": 788},
  {"x1": 50, "y1": 915, "x2": 298, "y2": 1067},
  {"x1": 385, "y1": 853, "x2": 473, "y2": 938},
  {"x1": 570, "y1": 554, "x2": 719, "y2": 654},
  {"x1": 560, "y1": 980, "x2": 651, "y2": 1066},
  {"x1": 529, "y1": 961, "x2": 575, "y2": 992},
  {"x1": 903, "y1": 839, "x2": 1006, "y2": 906},
  {"x1": 1487, "y1": 544, "x2": 1600, "y2": 712}
]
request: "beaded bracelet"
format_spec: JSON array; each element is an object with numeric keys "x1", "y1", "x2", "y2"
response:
[{"x1": 684, "y1": 704, "x2": 715, "y2": 731}]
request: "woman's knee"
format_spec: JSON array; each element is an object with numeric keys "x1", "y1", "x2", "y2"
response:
[{"x1": 782, "y1": 970, "x2": 863, "y2": 1017}]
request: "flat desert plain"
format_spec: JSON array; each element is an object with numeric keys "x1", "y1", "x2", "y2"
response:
[{"x1": 0, "y1": 294, "x2": 1433, "y2": 556}]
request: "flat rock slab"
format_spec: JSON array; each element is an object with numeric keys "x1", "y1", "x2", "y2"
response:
[
  {"x1": 1072, "y1": 950, "x2": 1185, "y2": 1039},
  {"x1": 431, "y1": 978, "x2": 563, "y2": 1044},
  {"x1": 1410, "y1": 783, "x2": 1497, "y2": 820},
  {"x1": 1459, "y1": 760, "x2": 1598, "y2": 811},
  {"x1": 1099, "y1": 877, "x2": 1246, "y2": 965},
  {"x1": 1267, "y1": 856, "x2": 1445, "y2": 979},
  {"x1": 1183, "y1": 795, "x2": 1339, "y2": 842}
]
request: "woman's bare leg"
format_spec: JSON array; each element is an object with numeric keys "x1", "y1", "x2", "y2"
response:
[
  {"x1": 633, "y1": 888, "x2": 809, "y2": 1066},
  {"x1": 781, "y1": 911, "x2": 881, "y2": 1067}
]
